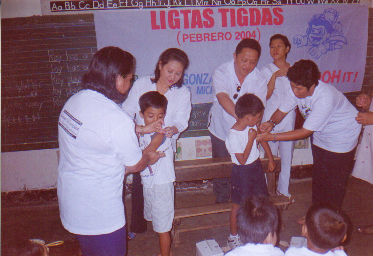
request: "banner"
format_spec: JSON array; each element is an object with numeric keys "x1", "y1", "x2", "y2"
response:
[{"x1": 95, "y1": 5, "x2": 368, "y2": 103}]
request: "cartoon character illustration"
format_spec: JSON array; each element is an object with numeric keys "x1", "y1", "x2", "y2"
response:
[{"x1": 293, "y1": 9, "x2": 347, "y2": 59}]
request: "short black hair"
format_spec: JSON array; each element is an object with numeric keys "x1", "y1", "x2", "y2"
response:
[
  {"x1": 287, "y1": 59, "x2": 320, "y2": 89},
  {"x1": 235, "y1": 93, "x2": 264, "y2": 119},
  {"x1": 306, "y1": 202, "x2": 348, "y2": 250},
  {"x1": 269, "y1": 34, "x2": 291, "y2": 58},
  {"x1": 151, "y1": 48, "x2": 189, "y2": 88},
  {"x1": 82, "y1": 46, "x2": 135, "y2": 102},
  {"x1": 235, "y1": 38, "x2": 261, "y2": 59},
  {"x1": 237, "y1": 196, "x2": 279, "y2": 244},
  {"x1": 139, "y1": 91, "x2": 168, "y2": 114}
]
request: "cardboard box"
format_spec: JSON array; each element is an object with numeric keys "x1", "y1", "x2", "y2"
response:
[{"x1": 196, "y1": 239, "x2": 224, "y2": 256}]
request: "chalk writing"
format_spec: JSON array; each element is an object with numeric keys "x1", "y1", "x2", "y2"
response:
[{"x1": 1, "y1": 14, "x2": 97, "y2": 152}]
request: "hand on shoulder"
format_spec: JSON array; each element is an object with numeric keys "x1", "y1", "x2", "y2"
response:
[{"x1": 356, "y1": 93, "x2": 372, "y2": 111}]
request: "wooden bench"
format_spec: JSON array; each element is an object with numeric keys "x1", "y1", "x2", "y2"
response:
[{"x1": 172, "y1": 156, "x2": 293, "y2": 245}]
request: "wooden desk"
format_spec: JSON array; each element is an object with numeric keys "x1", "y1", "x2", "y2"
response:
[{"x1": 172, "y1": 156, "x2": 293, "y2": 245}]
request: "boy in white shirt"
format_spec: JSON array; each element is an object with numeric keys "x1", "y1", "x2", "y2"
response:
[
  {"x1": 138, "y1": 91, "x2": 174, "y2": 256},
  {"x1": 225, "y1": 196, "x2": 284, "y2": 256},
  {"x1": 285, "y1": 202, "x2": 348, "y2": 256},
  {"x1": 225, "y1": 93, "x2": 276, "y2": 249}
]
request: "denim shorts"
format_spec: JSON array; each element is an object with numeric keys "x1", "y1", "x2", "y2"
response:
[{"x1": 231, "y1": 158, "x2": 269, "y2": 205}]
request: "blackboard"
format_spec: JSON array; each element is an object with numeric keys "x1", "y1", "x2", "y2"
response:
[
  {"x1": 1, "y1": 14, "x2": 97, "y2": 152},
  {"x1": 1, "y1": 13, "x2": 211, "y2": 152}
]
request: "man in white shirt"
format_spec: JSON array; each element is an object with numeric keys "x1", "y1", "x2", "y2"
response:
[
  {"x1": 258, "y1": 59, "x2": 361, "y2": 209},
  {"x1": 208, "y1": 38, "x2": 267, "y2": 203}
]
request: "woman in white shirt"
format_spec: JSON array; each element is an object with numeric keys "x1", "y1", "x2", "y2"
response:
[
  {"x1": 57, "y1": 46, "x2": 164, "y2": 256},
  {"x1": 258, "y1": 60, "x2": 361, "y2": 213},
  {"x1": 353, "y1": 91, "x2": 373, "y2": 235},
  {"x1": 122, "y1": 48, "x2": 191, "y2": 255},
  {"x1": 261, "y1": 34, "x2": 296, "y2": 198},
  {"x1": 123, "y1": 48, "x2": 191, "y2": 139}
]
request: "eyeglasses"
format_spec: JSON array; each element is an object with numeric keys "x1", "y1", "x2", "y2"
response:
[
  {"x1": 122, "y1": 74, "x2": 138, "y2": 86},
  {"x1": 233, "y1": 85, "x2": 242, "y2": 99},
  {"x1": 130, "y1": 74, "x2": 138, "y2": 86},
  {"x1": 122, "y1": 74, "x2": 138, "y2": 80}
]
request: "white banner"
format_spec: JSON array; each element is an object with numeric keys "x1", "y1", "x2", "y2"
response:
[{"x1": 95, "y1": 5, "x2": 368, "y2": 104}]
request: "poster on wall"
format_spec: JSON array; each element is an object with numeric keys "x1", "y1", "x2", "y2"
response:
[{"x1": 92, "y1": 4, "x2": 368, "y2": 104}]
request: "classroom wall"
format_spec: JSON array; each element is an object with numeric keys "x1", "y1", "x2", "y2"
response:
[
  {"x1": 1, "y1": 1, "x2": 372, "y2": 192},
  {"x1": 1, "y1": 0, "x2": 42, "y2": 18}
]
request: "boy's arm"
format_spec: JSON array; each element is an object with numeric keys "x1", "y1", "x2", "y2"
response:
[
  {"x1": 142, "y1": 133, "x2": 165, "y2": 155},
  {"x1": 260, "y1": 140, "x2": 276, "y2": 172},
  {"x1": 235, "y1": 128, "x2": 256, "y2": 165}
]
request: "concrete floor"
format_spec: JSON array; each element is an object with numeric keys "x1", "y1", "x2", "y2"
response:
[{"x1": 2, "y1": 177, "x2": 373, "y2": 255}]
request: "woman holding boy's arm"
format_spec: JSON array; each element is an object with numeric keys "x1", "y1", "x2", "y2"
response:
[{"x1": 258, "y1": 60, "x2": 361, "y2": 217}]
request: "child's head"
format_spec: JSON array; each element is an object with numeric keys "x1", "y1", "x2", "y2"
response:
[
  {"x1": 139, "y1": 91, "x2": 168, "y2": 125},
  {"x1": 304, "y1": 202, "x2": 348, "y2": 251},
  {"x1": 235, "y1": 93, "x2": 264, "y2": 126},
  {"x1": 237, "y1": 196, "x2": 279, "y2": 245}
]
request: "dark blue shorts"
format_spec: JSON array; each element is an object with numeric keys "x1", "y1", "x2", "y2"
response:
[
  {"x1": 231, "y1": 158, "x2": 269, "y2": 205},
  {"x1": 76, "y1": 225, "x2": 127, "y2": 256}
]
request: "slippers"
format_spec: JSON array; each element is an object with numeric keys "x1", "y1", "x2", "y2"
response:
[
  {"x1": 297, "y1": 215, "x2": 306, "y2": 225},
  {"x1": 276, "y1": 190, "x2": 295, "y2": 203},
  {"x1": 356, "y1": 224, "x2": 373, "y2": 235}
]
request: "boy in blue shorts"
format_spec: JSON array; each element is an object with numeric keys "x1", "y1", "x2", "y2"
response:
[
  {"x1": 225, "y1": 93, "x2": 276, "y2": 249},
  {"x1": 138, "y1": 91, "x2": 173, "y2": 256}
]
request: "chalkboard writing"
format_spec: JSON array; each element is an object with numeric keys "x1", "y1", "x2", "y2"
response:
[
  {"x1": 1, "y1": 14, "x2": 97, "y2": 152},
  {"x1": 181, "y1": 102, "x2": 212, "y2": 138}
]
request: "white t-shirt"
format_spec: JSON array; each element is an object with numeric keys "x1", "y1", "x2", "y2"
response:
[
  {"x1": 225, "y1": 243, "x2": 285, "y2": 256},
  {"x1": 352, "y1": 101, "x2": 373, "y2": 185},
  {"x1": 261, "y1": 63, "x2": 296, "y2": 131},
  {"x1": 57, "y1": 89, "x2": 143, "y2": 235},
  {"x1": 285, "y1": 247, "x2": 348, "y2": 256},
  {"x1": 279, "y1": 81, "x2": 361, "y2": 153},
  {"x1": 225, "y1": 126, "x2": 260, "y2": 165},
  {"x1": 208, "y1": 59, "x2": 267, "y2": 141},
  {"x1": 139, "y1": 133, "x2": 174, "y2": 188},
  {"x1": 122, "y1": 76, "x2": 191, "y2": 145}
]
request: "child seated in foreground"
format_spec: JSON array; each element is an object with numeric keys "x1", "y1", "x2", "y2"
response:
[
  {"x1": 138, "y1": 91, "x2": 173, "y2": 256},
  {"x1": 285, "y1": 202, "x2": 349, "y2": 256},
  {"x1": 225, "y1": 196, "x2": 284, "y2": 256},
  {"x1": 225, "y1": 93, "x2": 276, "y2": 249}
]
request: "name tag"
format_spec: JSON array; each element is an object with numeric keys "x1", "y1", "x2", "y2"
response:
[{"x1": 59, "y1": 110, "x2": 82, "y2": 139}]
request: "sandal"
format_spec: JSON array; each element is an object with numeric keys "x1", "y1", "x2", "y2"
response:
[
  {"x1": 127, "y1": 232, "x2": 136, "y2": 240},
  {"x1": 357, "y1": 224, "x2": 373, "y2": 235},
  {"x1": 276, "y1": 190, "x2": 295, "y2": 203}
]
